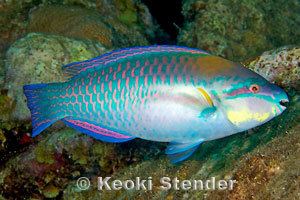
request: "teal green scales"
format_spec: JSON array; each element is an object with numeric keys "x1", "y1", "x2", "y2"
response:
[{"x1": 23, "y1": 45, "x2": 289, "y2": 163}]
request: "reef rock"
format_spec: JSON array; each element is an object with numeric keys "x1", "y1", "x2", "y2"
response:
[
  {"x1": 4, "y1": 33, "x2": 107, "y2": 121},
  {"x1": 0, "y1": 126, "x2": 164, "y2": 199},
  {"x1": 178, "y1": 0, "x2": 300, "y2": 61},
  {"x1": 28, "y1": 2, "x2": 157, "y2": 48},
  {"x1": 0, "y1": 128, "x2": 115, "y2": 199},
  {"x1": 0, "y1": 0, "x2": 34, "y2": 52},
  {"x1": 28, "y1": 5, "x2": 114, "y2": 47},
  {"x1": 244, "y1": 46, "x2": 300, "y2": 89}
]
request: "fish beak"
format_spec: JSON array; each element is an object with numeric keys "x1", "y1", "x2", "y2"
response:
[
  {"x1": 279, "y1": 98, "x2": 289, "y2": 109},
  {"x1": 271, "y1": 84, "x2": 289, "y2": 112}
]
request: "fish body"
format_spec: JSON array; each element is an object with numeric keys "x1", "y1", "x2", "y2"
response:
[{"x1": 24, "y1": 46, "x2": 289, "y2": 163}]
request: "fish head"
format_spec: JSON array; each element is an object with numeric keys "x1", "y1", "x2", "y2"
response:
[{"x1": 213, "y1": 69, "x2": 289, "y2": 132}]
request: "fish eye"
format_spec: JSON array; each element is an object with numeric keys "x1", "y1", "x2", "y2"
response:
[{"x1": 249, "y1": 84, "x2": 260, "y2": 93}]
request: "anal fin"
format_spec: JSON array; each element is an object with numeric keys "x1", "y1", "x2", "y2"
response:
[{"x1": 62, "y1": 117, "x2": 134, "y2": 143}]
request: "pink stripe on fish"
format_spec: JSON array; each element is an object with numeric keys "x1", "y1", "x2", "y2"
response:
[
  {"x1": 108, "y1": 100, "x2": 112, "y2": 111},
  {"x1": 138, "y1": 85, "x2": 143, "y2": 99},
  {"x1": 162, "y1": 56, "x2": 168, "y2": 64},
  {"x1": 113, "y1": 71, "x2": 117, "y2": 80},
  {"x1": 180, "y1": 56, "x2": 185, "y2": 64},
  {"x1": 153, "y1": 75, "x2": 157, "y2": 84},
  {"x1": 108, "y1": 81, "x2": 112, "y2": 91},
  {"x1": 65, "y1": 119, "x2": 131, "y2": 139},
  {"x1": 78, "y1": 85, "x2": 82, "y2": 95},
  {"x1": 135, "y1": 76, "x2": 139, "y2": 88},
  {"x1": 93, "y1": 85, "x2": 97, "y2": 94},
  {"x1": 145, "y1": 59, "x2": 150, "y2": 66},
  {"x1": 126, "y1": 77, "x2": 130, "y2": 88},
  {"x1": 174, "y1": 64, "x2": 179, "y2": 74},
  {"x1": 89, "y1": 77, "x2": 93, "y2": 86},
  {"x1": 113, "y1": 89, "x2": 117, "y2": 102},
  {"x1": 131, "y1": 68, "x2": 135, "y2": 77},
  {"x1": 122, "y1": 70, "x2": 126, "y2": 79},
  {"x1": 34, "y1": 119, "x2": 51, "y2": 129},
  {"x1": 158, "y1": 64, "x2": 162, "y2": 74},
  {"x1": 146, "y1": 89, "x2": 151, "y2": 99},
  {"x1": 136, "y1": 60, "x2": 140, "y2": 68},
  {"x1": 227, "y1": 87, "x2": 250, "y2": 96},
  {"x1": 104, "y1": 91, "x2": 108, "y2": 102},
  {"x1": 96, "y1": 93, "x2": 101, "y2": 103},
  {"x1": 177, "y1": 75, "x2": 182, "y2": 82},
  {"x1": 124, "y1": 97, "x2": 129, "y2": 110},
  {"x1": 91, "y1": 98, "x2": 96, "y2": 112},
  {"x1": 161, "y1": 74, "x2": 166, "y2": 84},
  {"x1": 166, "y1": 64, "x2": 171, "y2": 74},
  {"x1": 183, "y1": 63, "x2": 188, "y2": 74},
  {"x1": 144, "y1": 76, "x2": 148, "y2": 87},
  {"x1": 126, "y1": 62, "x2": 131, "y2": 70},
  {"x1": 170, "y1": 74, "x2": 174, "y2": 85},
  {"x1": 185, "y1": 75, "x2": 191, "y2": 83},
  {"x1": 140, "y1": 66, "x2": 145, "y2": 76},
  {"x1": 149, "y1": 65, "x2": 153, "y2": 75},
  {"x1": 117, "y1": 63, "x2": 122, "y2": 71},
  {"x1": 171, "y1": 56, "x2": 176, "y2": 64},
  {"x1": 130, "y1": 87, "x2": 135, "y2": 99},
  {"x1": 117, "y1": 79, "x2": 121, "y2": 90},
  {"x1": 101, "y1": 82, "x2": 104, "y2": 92},
  {"x1": 121, "y1": 88, "x2": 125, "y2": 101},
  {"x1": 71, "y1": 87, "x2": 76, "y2": 97}
]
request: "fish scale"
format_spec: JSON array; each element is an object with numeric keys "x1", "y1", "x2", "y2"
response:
[{"x1": 23, "y1": 45, "x2": 289, "y2": 163}]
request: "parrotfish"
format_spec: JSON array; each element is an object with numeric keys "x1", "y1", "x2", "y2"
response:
[{"x1": 24, "y1": 45, "x2": 289, "y2": 163}]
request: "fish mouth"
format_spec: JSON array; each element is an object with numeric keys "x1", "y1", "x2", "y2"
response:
[{"x1": 278, "y1": 98, "x2": 289, "y2": 110}]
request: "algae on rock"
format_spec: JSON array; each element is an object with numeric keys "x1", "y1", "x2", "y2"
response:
[
  {"x1": 244, "y1": 46, "x2": 300, "y2": 89},
  {"x1": 28, "y1": 1, "x2": 159, "y2": 48},
  {"x1": 178, "y1": 0, "x2": 300, "y2": 61},
  {"x1": 4, "y1": 33, "x2": 107, "y2": 121}
]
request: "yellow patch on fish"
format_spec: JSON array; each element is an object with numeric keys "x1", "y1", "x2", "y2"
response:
[{"x1": 227, "y1": 109, "x2": 270, "y2": 125}]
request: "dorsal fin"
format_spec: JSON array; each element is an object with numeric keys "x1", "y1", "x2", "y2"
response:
[{"x1": 62, "y1": 45, "x2": 209, "y2": 78}]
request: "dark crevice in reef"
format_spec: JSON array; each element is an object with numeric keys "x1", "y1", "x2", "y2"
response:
[{"x1": 142, "y1": 0, "x2": 184, "y2": 44}]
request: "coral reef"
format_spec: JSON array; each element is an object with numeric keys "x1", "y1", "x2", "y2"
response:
[
  {"x1": 178, "y1": 0, "x2": 300, "y2": 61},
  {"x1": 28, "y1": 5, "x2": 114, "y2": 47},
  {"x1": 27, "y1": 5, "x2": 152, "y2": 48},
  {"x1": 244, "y1": 46, "x2": 300, "y2": 89},
  {"x1": 0, "y1": 127, "x2": 163, "y2": 199},
  {"x1": 3, "y1": 33, "x2": 107, "y2": 121},
  {"x1": 0, "y1": 0, "x2": 158, "y2": 51},
  {"x1": 0, "y1": 0, "x2": 35, "y2": 52}
]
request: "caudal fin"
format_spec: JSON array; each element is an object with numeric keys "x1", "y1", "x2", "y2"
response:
[{"x1": 23, "y1": 83, "x2": 60, "y2": 137}]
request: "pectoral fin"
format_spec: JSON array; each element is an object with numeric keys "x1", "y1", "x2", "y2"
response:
[
  {"x1": 196, "y1": 87, "x2": 217, "y2": 119},
  {"x1": 166, "y1": 140, "x2": 204, "y2": 163}
]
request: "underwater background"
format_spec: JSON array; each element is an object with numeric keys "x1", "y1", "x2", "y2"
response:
[{"x1": 0, "y1": 0, "x2": 299, "y2": 199}]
